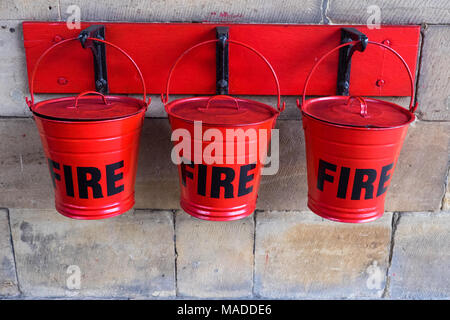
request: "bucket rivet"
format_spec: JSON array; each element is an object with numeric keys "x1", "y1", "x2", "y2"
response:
[
  {"x1": 57, "y1": 77, "x2": 68, "y2": 85},
  {"x1": 376, "y1": 79, "x2": 385, "y2": 87},
  {"x1": 382, "y1": 39, "x2": 391, "y2": 46}
]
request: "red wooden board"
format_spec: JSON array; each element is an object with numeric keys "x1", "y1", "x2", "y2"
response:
[{"x1": 23, "y1": 22, "x2": 420, "y2": 96}]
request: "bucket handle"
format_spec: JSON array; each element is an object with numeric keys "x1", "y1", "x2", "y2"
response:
[
  {"x1": 347, "y1": 96, "x2": 368, "y2": 118},
  {"x1": 74, "y1": 91, "x2": 108, "y2": 108},
  {"x1": 161, "y1": 39, "x2": 285, "y2": 113},
  {"x1": 298, "y1": 40, "x2": 418, "y2": 114},
  {"x1": 25, "y1": 37, "x2": 150, "y2": 110},
  {"x1": 201, "y1": 95, "x2": 240, "y2": 111}
]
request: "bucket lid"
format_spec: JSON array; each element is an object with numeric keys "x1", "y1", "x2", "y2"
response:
[
  {"x1": 166, "y1": 95, "x2": 279, "y2": 126},
  {"x1": 32, "y1": 92, "x2": 147, "y2": 121},
  {"x1": 300, "y1": 40, "x2": 418, "y2": 129},
  {"x1": 303, "y1": 96, "x2": 414, "y2": 128}
]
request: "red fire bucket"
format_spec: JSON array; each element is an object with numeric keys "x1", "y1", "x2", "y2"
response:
[
  {"x1": 299, "y1": 41, "x2": 417, "y2": 223},
  {"x1": 26, "y1": 38, "x2": 150, "y2": 220},
  {"x1": 162, "y1": 39, "x2": 285, "y2": 221}
]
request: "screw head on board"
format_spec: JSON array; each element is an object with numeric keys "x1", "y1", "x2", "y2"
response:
[
  {"x1": 376, "y1": 79, "x2": 385, "y2": 87},
  {"x1": 53, "y1": 35, "x2": 63, "y2": 43},
  {"x1": 57, "y1": 77, "x2": 68, "y2": 85}
]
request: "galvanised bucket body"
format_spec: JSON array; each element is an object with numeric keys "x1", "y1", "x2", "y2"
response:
[
  {"x1": 302, "y1": 111, "x2": 410, "y2": 223},
  {"x1": 167, "y1": 97, "x2": 278, "y2": 221},
  {"x1": 300, "y1": 41, "x2": 417, "y2": 223},
  {"x1": 26, "y1": 37, "x2": 149, "y2": 219},
  {"x1": 34, "y1": 108, "x2": 145, "y2": 219},
  {"x1": 162, "y1": 39, "x2": 284, "y2": 221}
]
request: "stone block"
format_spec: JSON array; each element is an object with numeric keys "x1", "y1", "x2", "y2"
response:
[
  {"x1": 9, "y1": 208, "x2": 176, "y2": 298},
  {"x1": 416, "y1": 26, "x2": 450, "y2": 121},
  {"x1": 60, "y1": 0, "x2": 322, "y2": 23},
  {"x1": 327, "y1": 0, "x2": 450, "y2": 24},
  {"x1": 0, "y1": 1, "x2": 59, "y2": 20},
  {"x1": 175, "y1": 211, "x2": 254, "y2": 298},
  {"x1": 389, "y1": 212, "x2": 450, "y2": 299},
  {"x1": 0, "y1": 209, "x2": 19, "y2": 297},
  {"x1": 254, "y1": 211, "x2": 392, "y2": 298}
]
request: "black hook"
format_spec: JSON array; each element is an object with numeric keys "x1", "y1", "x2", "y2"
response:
[
  {"x1": 216, "y1": 26, "x2": 229, "y2": 95},
  {"x1": 78, "y1": 25, "x2": 108, "y2": 94},
  {"x1": 336, "y1": 27, "x2": 368, "y2": 96}
]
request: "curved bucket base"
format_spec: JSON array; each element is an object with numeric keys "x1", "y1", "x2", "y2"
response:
[
  {"x1": 180, "y1": 199, "x2": 255, "y2": 221},
  {"x1": 307, "y1": 196, "x2": 384, "y2": 224},
  {"x1": 55, "y1": 194, "x2": 135, "y2": 220}
]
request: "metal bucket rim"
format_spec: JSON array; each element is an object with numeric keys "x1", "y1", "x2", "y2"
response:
[
  {"x1": 302, "y1": 96, "x2": 415, "y2": 130},
  {"x1": 31, "y1": 95, "x2": 147, "y2": 123}
]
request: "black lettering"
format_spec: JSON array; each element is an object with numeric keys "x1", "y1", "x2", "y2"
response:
[
  {"x1": 337, "y1": 166, "x2": 351, "y2": 199},
  {"x1": 77, "y1": 167, "x2": 103, "y2": 199},
  {"x1": 351, "y1": 169, "x2": 377, "y2": 200},
  {"x1": 181, "y1": 161, "x2": 194, "y2": 187},
  {"x1": 63, "y1": 165, "x2": 74, "y2": 197},
  {"x1": 47, "y1": 158, "x2": 60, "y2": 188},
  {"x1": 211, "y1": 167, "x2": 235, "y2": 199},
  {"x1": 106, "y1": 161, "x2": 124, "y2": 196},
  {"x1": 377, "y1": 163, "x2": 394, "y2": 197},
  {"x1": 238, "y1": 163, "x2": 256, "y2": 197},
  {"x1": 317, "y1": 159, "x2": 336, "y2": 191},
  {"x1": 197, "y1": 164, "x2": 207, "y2": 196}
]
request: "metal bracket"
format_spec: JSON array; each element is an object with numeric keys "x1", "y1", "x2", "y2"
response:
[
  {"x1": 216, "y1": 26, "x2": 229, "y2": 95},
  {"x1": 336, "y1": 27, "x2": 368, "y2": 96},
  {"x1": 78, "y1": 25, "x2": 108, "y2": 94}
]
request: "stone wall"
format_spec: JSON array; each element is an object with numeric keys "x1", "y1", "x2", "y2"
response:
[{"x1": 0, "y1": 0, "x2": 449, "y2": 299}]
